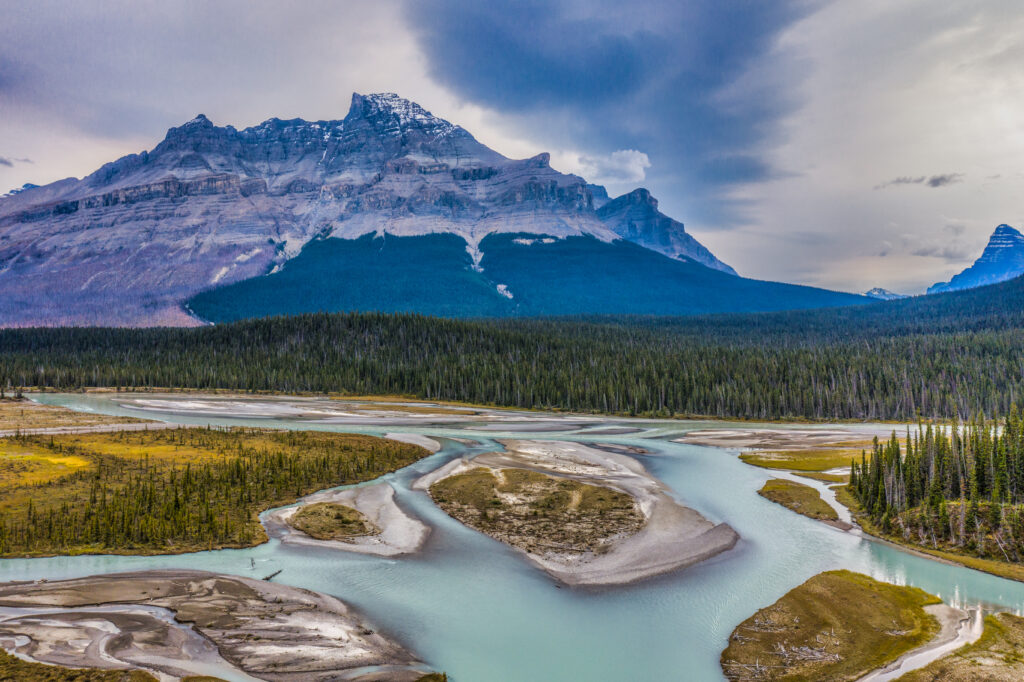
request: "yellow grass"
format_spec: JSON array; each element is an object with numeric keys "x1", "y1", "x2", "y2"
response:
[
  {"x1": 740, "y1": 444, "x2": 869, "y2": 472},
  {"x1": 758, "y1": 479, "x2": 839, "y2": 522},
  {"x1": 0, "y1": 441, "x2": 90, "y2": 491}
]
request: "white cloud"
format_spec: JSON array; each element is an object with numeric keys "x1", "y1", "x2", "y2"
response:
[
  {"x1": 550, "y1": 149, "x2": 651, "y2": 193},
  {"x1": 695, "y1": 0, "x2": 1024, "y2": 294},
  {"x1": 0, "y1": 0, "x2": 551, "y2": 194}
]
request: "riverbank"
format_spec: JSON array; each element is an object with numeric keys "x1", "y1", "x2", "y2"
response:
[
  {"x1": 858, "y1": 605, "x2": 981, "y2": 681},
  {"x1": 757, "y1": 478, "x2": 852, "y2": 531},
  {"x1": 23, "y1": 387, "x2": 931, "y2": 424},
  {"x1": 897, "y1": 612, "x2": 1024, "y2": 680},
  {"x1": 264, "y1": 482, "x2": 430, "y2": 556},
  {"x1": 0, "y1": 396, "x2": 154, "y2": 435},
  {"x1": 721, "y1": 570, "x2": 943, "y2": 681},
  {"x1": 416, "y1": 439, "x2": 738, "y2": 586},
  {"x1": 834, "y1": 486, "x2": 1024, "y2": 584},
  {"x1": 16, "y1": 391, "x2": 1024, "y2": 681},
  {"x1": 0, "y1": 570, "x2": 435, "y2": 681}
]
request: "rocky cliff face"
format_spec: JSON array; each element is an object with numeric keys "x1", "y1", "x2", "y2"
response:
[
  {"x1": 596, "y1": 188, "x2": 736, "y2": 275},
  {"x1": 928, "y1": 224, "x2": 1024, "y2": 294},
  {"x1": 0, "y1": 92, "x2": 734, "y2": 326}
]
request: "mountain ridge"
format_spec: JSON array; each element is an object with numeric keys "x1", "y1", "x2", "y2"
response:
[
  {"x1": 596, "y1": 188, "x2": 735, "y2": 274},
  {"x1": 0, "y1": 92, "x2": 861, "y2": 326}
]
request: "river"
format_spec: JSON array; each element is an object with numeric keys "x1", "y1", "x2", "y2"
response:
[{"x1": 7, "y1": 393, "x2": 1024, "y2": 681}]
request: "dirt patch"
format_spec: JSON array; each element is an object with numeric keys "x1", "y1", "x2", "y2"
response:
[
  {"x1": 289, "y1": 501, "x2": 379, "y2": 540},
  {"x1": 430, "y1": 467, "x2": 643, "y2": 555}
]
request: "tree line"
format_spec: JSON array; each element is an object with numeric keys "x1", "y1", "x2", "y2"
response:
[
  {"x1": 851, "y1": 409, "x2": 1024, "y2": 560},
  {"x1": 1, "y1": 302, "x2": 1024, "y2": 420}
]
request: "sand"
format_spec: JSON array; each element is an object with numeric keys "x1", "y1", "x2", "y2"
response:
[
  {"x1": 676, "y1": 427, "x2": 881, "y2": 451},
  {"x1": 264, "y1": 482, "x2": 430, "y2": 557},
  {"x1": 0, "y1": 570, "x2": 432, "y2": 681},
  {"x1": 383, "y1": 432, "x2": 442, "y2": 453},
  {"x1": 0, "y1": 422, "x2": 178, "y2": 438},
  {"x1": 415, "y1": 439, "x2": 739, "y2": 586},
  {"x1": 857, "y1": 605, "x2": 983, "y2": 682}
]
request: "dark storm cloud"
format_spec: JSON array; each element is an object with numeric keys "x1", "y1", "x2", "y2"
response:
[
  {"x1": 404, "y1": 0, "x2": 819, "y2": 224},
  {"x1": 874, "y1": 173, "x2": 964, "y2": 189},
  {"x1": 0, "y1": 157, "x2": 31, "y2": 167}
]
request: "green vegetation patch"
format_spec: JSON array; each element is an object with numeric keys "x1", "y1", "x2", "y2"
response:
[
  {"x1": 758, "y1": 479, "x2": 839, "y2": 522},
  {"x1": 289, "y1": 501, "x2": 379, "y2": 540},
  {"x1": 0, "y1": 649, "x2": 156, "y2": 680},
  {"x1": 741, "y1": 445, "x2": 869, "y2": 472},
  {"x1": 721, "y1": 570, "x2": 941, "y2": 681},
  {"x1": 0, "y1": 428, "x2": 428, "y2": 556},
  {"x1": 429, "y1": 467, "x2": 643, "y2": 555},
  {"x1": 898, "y1": 612, "x2": 1024, "y2": 681}
]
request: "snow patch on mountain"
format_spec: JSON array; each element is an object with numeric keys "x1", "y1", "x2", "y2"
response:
[{"x1": 864, "y1": 287, "x2": 908, "y2": 300}]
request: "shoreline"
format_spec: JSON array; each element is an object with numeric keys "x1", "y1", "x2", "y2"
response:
[
  {"x1": 857, "y1": 605, "x2": 982, "y2": 682},
  {"x1": 415, "y1": 439, "x2": 738, "y2": 587},
  {"x1": 24, "y1": 388, "x2": 935, "y2": 425},
  {"x1": 263, "y1": 482, "x2": 431, "y2": 557},
  {"x1": 0, "y1": 570, "x2": 432, "y2": 681}
]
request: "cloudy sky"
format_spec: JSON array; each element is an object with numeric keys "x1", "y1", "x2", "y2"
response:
[{"x1": 2, "y1": 0, "x2": 1022, "y2": 293}]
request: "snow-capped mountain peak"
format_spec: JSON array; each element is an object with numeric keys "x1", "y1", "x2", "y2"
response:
[
  {"x1": 0, "y1": 91, "x2": 740, "y2": 325},
  {"x1": 929, "y1": 224, "x2": 1024, "y2": 294},
  {"x1": 864, "y1": 287, "x2": 907, "y2": 300},
  {"x1": 345, "y1": 92, "x2": 458, "y2": 138}
]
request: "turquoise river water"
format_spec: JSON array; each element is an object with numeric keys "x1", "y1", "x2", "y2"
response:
[{"x1": 6, "y1": 393, "x2": 1024, "y2": 682}]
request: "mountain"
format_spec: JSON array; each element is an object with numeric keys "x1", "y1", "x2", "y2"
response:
[
  {"x1": 596, "y1": 188, "x2": 736, "y2": 275},
  {"x1": 0, "y1": 92, "x2": 865, "y2": 326},
  {"x1": 928, "y1": 224, "x2": 1024, "y2": 294},
  {"x1": 864, "y1": 288, "x2": 907, "y2": 301},
  {"x1": 189, "y1": 232, "x2": 867, "y2": 321}
]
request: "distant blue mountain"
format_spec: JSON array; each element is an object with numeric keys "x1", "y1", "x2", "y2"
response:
[
  {"x1": 929, "y1": 224, "x2": 1024, "y2": 293},
  {"x1": 187, "y1": 233, "x2": 867, "y2": 322},
  {"x1": 864, "y1": 287, "x2": 907, "y2": 301}
]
